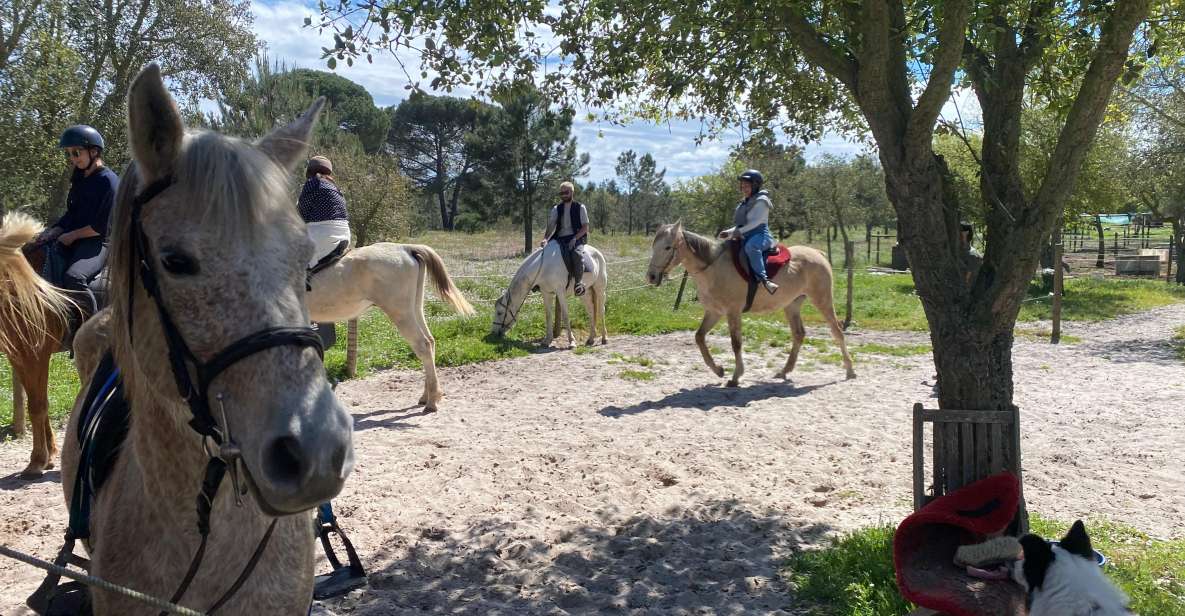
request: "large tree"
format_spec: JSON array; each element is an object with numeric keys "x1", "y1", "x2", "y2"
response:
[
  {"x1": 388, "y1": 91, "x2": 495, "y2": 230},
  {"x1": 317, "y1": 1, "x2": 1167, "y2": 417},
  {"x1": 614, "y1": 150, "x2": 667, "y2": 235},
  {"x1": 473, "y1": 85, "x2": 588, "y2": 252}
]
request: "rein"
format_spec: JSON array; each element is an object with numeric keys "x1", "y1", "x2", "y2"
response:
[{"x1": 126, "y1": 175, "x2": 324, "y2": 614}]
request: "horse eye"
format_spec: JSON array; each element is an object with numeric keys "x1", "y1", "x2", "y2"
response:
[
  {"x1": 665, "y1": 246, "x2": 672, "y2": 251},
  {"x1": 160, "y1": 250, "x2": 199, "y2": 275}
]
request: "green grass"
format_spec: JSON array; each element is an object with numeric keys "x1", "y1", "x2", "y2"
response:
[
  {"x1": 1173, "y1": 326, "x2": 1185, "y2": 362},
  {"x1": 0, "y1": 355, "x2": 80, "y2": 432},
  {"x1": 610, "y1": 353, "x2": 655, "y2": 367},
  {"x1": 785, "y1": 525, "x2": 911, "y2": 615},
  {"x1": 3, "y1": 232, "x2": 1183, "y2": 428},
  {"x1": 855, "y1": 342, "x2": 931, "y2": 356},
  {"x1": 619, "y1": 369, "x2": 655, "y2": 381},
  {"x1": 783, "y1": 515, "x2": 1185, "y2": 616}
]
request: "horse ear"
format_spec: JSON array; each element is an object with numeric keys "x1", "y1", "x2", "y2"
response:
[
  {"x1": 127, "y1": 64, "x2": 184, "y2": 184},
  {"x1": 258, "y1": 97, "x2": 326, "y2": 172}
]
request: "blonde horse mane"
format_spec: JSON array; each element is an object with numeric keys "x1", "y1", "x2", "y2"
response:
[
  {"x1": 678, "y1": 227, "x2": 727, "y2": 266},
  {"x1": 0, "y1": 212, "x2": 72, "y2": 355}
]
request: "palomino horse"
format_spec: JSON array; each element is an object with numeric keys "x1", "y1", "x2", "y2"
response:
[
  {"x1": 0, "y1": 213, "x2": 72, "y2": 478},
  {"x1": 306, "y1": 243, "x2": 474, "y2": 412},
  {"x1": 491, "y1": 241, "x2": 608, "y2": 348},
  {"x1": 646, "y1": 222, "x2": 855, "y2": 385},
  {"x1": 59, "y1": 65, "x2": 353, "y2": 614}
]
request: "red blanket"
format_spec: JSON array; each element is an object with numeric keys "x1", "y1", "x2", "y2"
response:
[
  {"x1": 894, "y1": 472, "x2": 1026, "y2": 616},
  {"x1": 730, "y1": 242, "x2": 791, "y2": 282}
]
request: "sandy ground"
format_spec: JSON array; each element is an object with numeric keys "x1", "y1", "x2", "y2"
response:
[{"x1": 1, "y1": 304, "x2": 1182, "y2": 614}]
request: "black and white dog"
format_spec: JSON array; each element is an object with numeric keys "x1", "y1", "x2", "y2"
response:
[{"x1": 1014, "y1": 520, "x2": 1134, "y2": 615}]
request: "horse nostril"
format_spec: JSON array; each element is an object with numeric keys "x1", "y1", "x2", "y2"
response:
[
  {"x1": 264, "y1": 435, "x2": 305, "y2": 488},
  {"x1": 330, "y1": 443, "x2": 348, "y2": 478}
]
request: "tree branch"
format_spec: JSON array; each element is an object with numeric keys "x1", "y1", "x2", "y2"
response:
[
  {"x1": 1033, "y1": 0, "x2": 1153, "y2": 220},
  {"x1": 1120, "y1": 85, "x2": 1185, "y2": 130},
  {"x1": 907, "y1": 0, "x2": 972, "y2": 149},
  {"x1": 776, "y1": 7, "x2": 858, "y2": 90}
]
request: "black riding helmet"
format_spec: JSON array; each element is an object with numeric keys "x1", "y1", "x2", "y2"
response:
[
  {"x1": 59, "y1": 125, "x2": 105, "y2": 152},
  {"x1": 738, "y1": 169, "x2": 764, "y2": 192}
]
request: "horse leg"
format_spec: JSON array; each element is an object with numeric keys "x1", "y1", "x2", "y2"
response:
[
  {"x1": 541, "y1": 292, "x2": 554, "y2": 347},
  {"x1": 582, "y1": 288, "x2": 596, "y2": 346},
  {"x1": 18, "y1": 350, "x2": 54, "y2": 478},
  {"x1": 598, "y1": 282, "x2": 608, "y2": 344},
  {"x1": 813, "y1": 291, "x2": 856, "y2": 379},
  {"x1": 552, "y1": 295, "x2": 563, "y2": 341},
  {"x1": 11, "y1": 366, "x2": 25, "y2": 436},
  {"x1": 695, "y1": 311, "x2": 725, "y2": 378},
  {"x1": 777, "y1": 295, "x2": 808, "y2": 379},
  {"x1": 726, "y1": 312, "x2": 744, "y2": 387},
  {"x1": 558, "y1": 294, "x2": 574, "y2": 348},
  {"x1": 386, "y1": 309, "x2": 441, "y2": 412}
]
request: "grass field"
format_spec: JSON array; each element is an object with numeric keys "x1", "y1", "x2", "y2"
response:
[
  {"x1": 783, "y1": 515, "x2": 1185, "y2": 615},
  {"x1": 3, "y1": 231, "x2": 1184, "y2": 427}
]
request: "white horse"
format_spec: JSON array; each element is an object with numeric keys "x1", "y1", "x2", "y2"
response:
[
  {"x1": 491, "y1": 242, "x2": 608, "y2": 348},
  {"x1": 306, "y1": 243, "x2": 474, "y2": 412}
]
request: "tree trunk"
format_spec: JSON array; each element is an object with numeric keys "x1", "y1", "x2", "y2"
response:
[{"x1": 1094, "y1": 215, "x2": 1105, "y2": 268}]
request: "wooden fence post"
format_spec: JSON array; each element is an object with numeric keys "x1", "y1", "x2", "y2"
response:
[
  {"x1": 844, "y1": 241, "x2": 854, "y2": 330},
  {"x1": 673, "y1": 269, "x2": 689, "y2": 311},
  {"x1": 346, "y1": 319, "x2": 359, "y2": 378},
  {"x1": 1051, "y1": 243, "x2": 1064, "y2": 344}
]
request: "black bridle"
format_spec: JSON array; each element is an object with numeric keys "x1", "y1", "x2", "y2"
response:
[{"x1": 128, "y1": 175, "x2": 324, "y2": 614}]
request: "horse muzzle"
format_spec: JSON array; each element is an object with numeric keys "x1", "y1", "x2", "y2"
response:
[{"x1": 248, "y1": 387, "x2": 354, "y2": 515}]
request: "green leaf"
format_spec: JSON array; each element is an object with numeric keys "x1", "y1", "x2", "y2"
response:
[{"x1": 327, "y1": 57, "x2": 337, "y2": 70}]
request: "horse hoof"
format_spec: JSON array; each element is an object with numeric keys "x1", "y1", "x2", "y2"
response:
[
  {"x1": 713, "y1": 366, "x2": 725, "y2": 377},
  {"x1": 601, "y1": 338, "x2": 607, "y2": 345},
  {"x1": 846, "y1": 371, "x2": 857, "y2": 380},
  {"x1": 726, "y1": 379, "x2": 740, "y2": 388},
  {"x1": 19, "y1": 465, "x2": 45, "y2": 479},
  {"x1": 774, "y1": 371, "x2": 788, "y2": 380}
]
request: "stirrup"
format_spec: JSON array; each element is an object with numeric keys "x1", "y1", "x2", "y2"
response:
[
  {"x1": 313, "y1": 503, "x2": 367, "y2": 600},
  {"x1": 762, "y1": 279, "x2": 779, "y2": 295}
]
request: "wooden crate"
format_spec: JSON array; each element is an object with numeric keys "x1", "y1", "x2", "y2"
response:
[{"x1": 912, "y1": 403, "x2": 1021, "y2": 511}]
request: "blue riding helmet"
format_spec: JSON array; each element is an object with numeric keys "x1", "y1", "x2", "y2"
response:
[
  {"x1": 738, "y1": 169, "x2": 764, "y2": 191},
  {"x1": 59, "y1": 125, "x2": 105, "y2": 151}
]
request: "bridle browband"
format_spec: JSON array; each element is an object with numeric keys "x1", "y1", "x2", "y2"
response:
[{"x1": 127, "y1": 173, "x2": 324, "y2": 614}]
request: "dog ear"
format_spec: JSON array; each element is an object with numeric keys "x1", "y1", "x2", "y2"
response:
[
  {"x1": 1059, "y1": 520, "x2": 1095, "y2": 560},
  {"x1": 1019, "y1": 534, "x2": 1054, "y2": 591}
]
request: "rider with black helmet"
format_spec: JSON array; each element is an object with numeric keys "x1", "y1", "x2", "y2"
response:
[
  {"x1": 38, "y1": 125, "x2": 119, "y2": 343},
  {"x1": 719, "y1": 169, "x2": 779, "y2": 294}
]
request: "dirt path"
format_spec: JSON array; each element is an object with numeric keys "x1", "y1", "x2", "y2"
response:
[{"x1": 2, "y1": 304, "x2": 1182, "y2": 614}]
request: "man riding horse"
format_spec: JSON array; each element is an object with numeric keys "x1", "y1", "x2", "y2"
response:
[{"x1": 540, "y1": 181, "x2": 589, "y2": 296}]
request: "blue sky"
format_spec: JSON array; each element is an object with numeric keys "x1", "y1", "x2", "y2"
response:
[{"x1": 250, "y1": 0, "x2": 979, "y2": 182}]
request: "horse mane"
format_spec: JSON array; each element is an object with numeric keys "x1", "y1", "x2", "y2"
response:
[
  {"x1": 679, "y1": 228, "x2": 726, "y2": 266},
  {"x1": 0, "y1": 212, "x2": 72, "y2": 354},
  {"x1": 108, "y1": 130, "x2": 295, "y2": 368}
]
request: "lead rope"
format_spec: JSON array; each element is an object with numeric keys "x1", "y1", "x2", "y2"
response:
[{"x1": 0, "y1": 545, "x2": 205, "y2": 616}]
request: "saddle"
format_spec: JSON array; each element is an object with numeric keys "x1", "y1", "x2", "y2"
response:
[
  {"x1": 308, "y1": 240, "x2": 350, "y2": 282},
  {"x1": 729, "y1": 241, "x2": 792, "y2": 312}
]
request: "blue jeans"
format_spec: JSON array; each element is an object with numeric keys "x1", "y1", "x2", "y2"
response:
[{"x1": 743, "y1": 230, "x2": 776, "y2": 281}]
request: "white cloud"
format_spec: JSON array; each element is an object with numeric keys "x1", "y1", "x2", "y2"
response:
[{"x1": 249, "y1": 0, "x2": 895, "y2": 182}]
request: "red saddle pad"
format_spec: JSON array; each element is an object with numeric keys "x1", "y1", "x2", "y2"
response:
[{"x1": 731, "y1": 242, "x2": 791, "y2": 282}]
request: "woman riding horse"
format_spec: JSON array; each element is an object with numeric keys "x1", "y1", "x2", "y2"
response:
[
  {"x1": 718, "y1": 169, "x2": 778, "y2": 295},
  {"x1": 36, "y1": 125, "x2": 119, "y2": 347}
]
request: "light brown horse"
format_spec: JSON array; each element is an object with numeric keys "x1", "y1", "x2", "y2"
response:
[
  {"x1": 58, "y1": 64, "x2": 354, "y2": 614},
  {"x1": 0, "y1": 213, "x2": 72, "y2": 478},
  {"x1": 646, "y1": 222, "x2": 855, "y2": 385}
]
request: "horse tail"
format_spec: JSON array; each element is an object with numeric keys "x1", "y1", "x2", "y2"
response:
[
  {"x1": 0, "y1": 212, "x2": 72, "y2": 354},
  {"x1": 407, "y1": 245, "x2": 476, "y2": 316}
]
